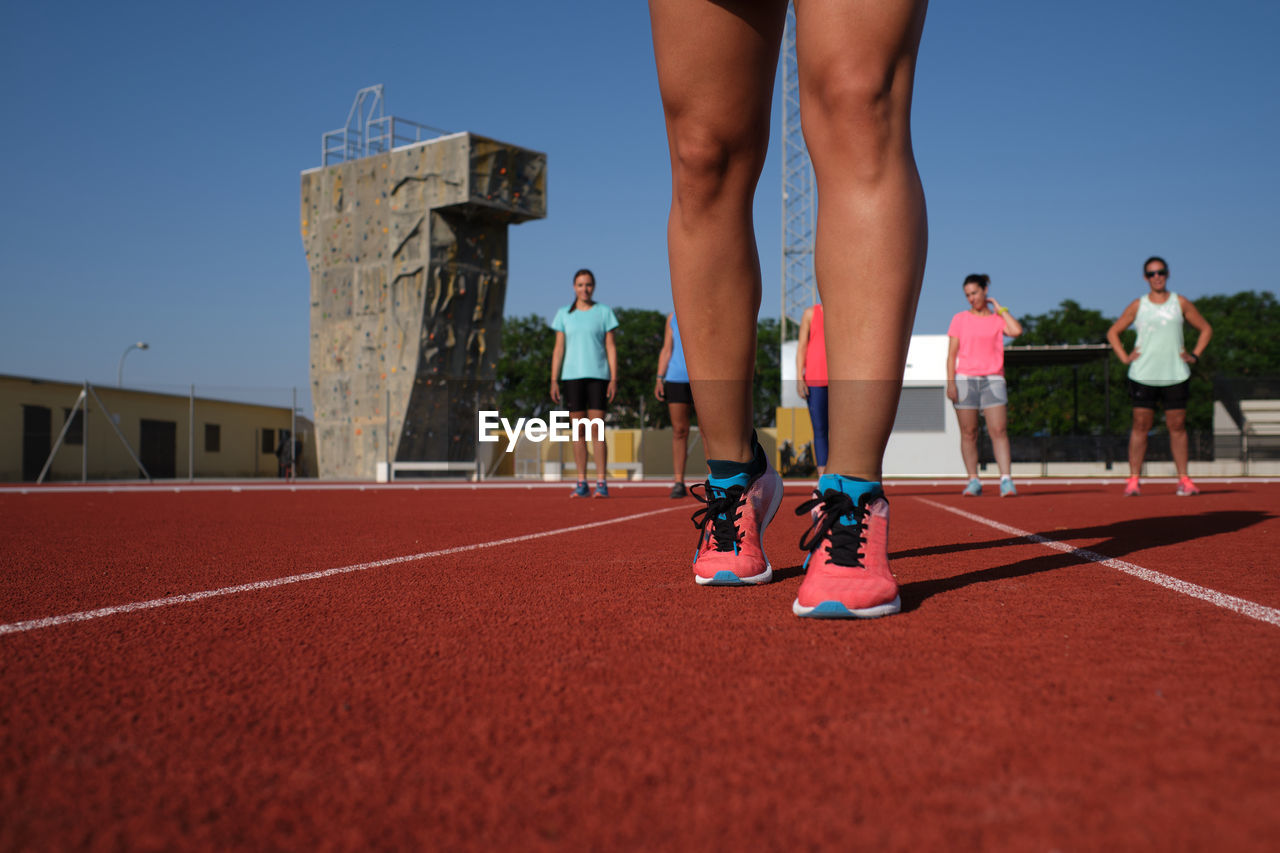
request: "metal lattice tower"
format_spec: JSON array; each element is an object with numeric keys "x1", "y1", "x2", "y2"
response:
[{"x1": 780, "y1": 3, "x2": 816, "y2": 342}]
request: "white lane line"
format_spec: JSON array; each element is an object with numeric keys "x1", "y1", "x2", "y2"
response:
[
  {"x1": 0, "y1": 505, "x2": 687, "y2": 637},
  {"x1": 916, "y1": 498, "x2": 1280, "y2": 627}
]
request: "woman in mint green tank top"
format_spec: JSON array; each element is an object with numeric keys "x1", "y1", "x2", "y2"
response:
[{"x1": 1106, "y1": 257, "x2": 1213, "y2": 496}]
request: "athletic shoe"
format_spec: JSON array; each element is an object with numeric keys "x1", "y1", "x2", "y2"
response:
[
  {"x1": 962, "y1": 478, "x2": 982, "y2": 497},
  {"x1": 593, "y1": 482, "x2": 610, "y2": 499},
  {"x1": 1176, "y1": 476, "x2": 1200, "y2": 497},
  {"x1": 570, "y1": 481, "x2": 590, "y2": 498},
  {"x1": 1124, "y1": 477, "x2": 1141, "y2": 497},
  {"x1": 689, "y1": 460, "x2": 783, "y2": 586},
  {"x1": 1000, "y1": 477, "x2": 1017, "y2": 497},
  {"x1": 793, "y1": 475, "x2": 900, "y2": 619},
  {"x1": 669, "y1": 482, "x2": 687, "y2": 499}
]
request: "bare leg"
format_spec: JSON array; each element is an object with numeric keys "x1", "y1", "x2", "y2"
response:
[
  {"x1": 669, "y1": 401, "x2": 692, "y2": 483},
  {"x1": 984, "y1": 404, "x2": 1012, "y2": 478},
  {"x1": 956, "y1": 408, "x2": 980, "y2": 479},
  {"x1": 571, "y1": 411, "x2": 589, "y2": 481},
  {"x1": 588, "y1": 408, "x2": 608, "y2": 483},
  {"x1": 795, "y1": 0, "x2": 929, "y2": 481},
  {"x1": 1129, "y1": 407, "x2": 1154, "y2": 477},
  {"x1": 1167, "y1": 408, "x2": 1189, "y2": 479},
  {"x1": 649, "y1": 0, "x2": 789, "y2": 464}
]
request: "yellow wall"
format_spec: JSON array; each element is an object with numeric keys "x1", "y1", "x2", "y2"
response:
[
  {"x1": 1, "y1": 375, "x2": 315, "y2": 482},
  {"x1": 774, "y1": 407, "x2": 815, "y2": 471}
]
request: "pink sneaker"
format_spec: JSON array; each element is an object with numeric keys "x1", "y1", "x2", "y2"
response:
[
  {"x1": 1176, "y1": 476, "x2": 1200, "y2": 496},
  {"x1": 689, "y1": 462, "x2": 783, "y2": 586},
  {"x1": 1124, "y1": 477, "x2": 1141, "y2": 497},
  {"x1": 793, "y1": 477, "x2": 900, "y2": 619}
]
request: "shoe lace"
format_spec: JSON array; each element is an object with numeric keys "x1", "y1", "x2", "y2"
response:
[
  {"x1": 795, "y1": 490, "x2": 868, "y2": 567},
  {"x1": 690, "y1": 483, "x2": 746, "y2": 554}
]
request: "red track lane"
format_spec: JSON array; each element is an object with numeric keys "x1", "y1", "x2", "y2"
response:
[{"x1": 1, "y1": 483, "x2": 1278, "y2": 850}]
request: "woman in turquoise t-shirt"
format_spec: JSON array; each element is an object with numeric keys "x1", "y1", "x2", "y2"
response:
[{"x1": 550, "y1": 268, "x2": 619, "y2": 498}]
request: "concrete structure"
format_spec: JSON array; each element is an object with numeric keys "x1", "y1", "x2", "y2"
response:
[
  {"x1": 1, "y1": 374, "x2": 314, "y2": 482},
  {"x1": 301, "y1": 132, "x2": 546, "y2": 479}
]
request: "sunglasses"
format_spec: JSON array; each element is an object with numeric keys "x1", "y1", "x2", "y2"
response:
[{"x1": 1145, "y1": 269, "x2": 1169, "y2": 278}]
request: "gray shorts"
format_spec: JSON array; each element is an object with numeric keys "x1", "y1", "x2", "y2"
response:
[{"x1": 954, "y1": 374, "x2": 1008, "y2": 410}]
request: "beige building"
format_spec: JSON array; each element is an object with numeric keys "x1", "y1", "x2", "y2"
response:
[{"x1": 1, "y1": 374, "x2": 315, "y2": 482}]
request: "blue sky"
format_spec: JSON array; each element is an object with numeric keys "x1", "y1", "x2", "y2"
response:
[{"x1": 2, "y1": 1, "x2": 1277, "y2": 414}]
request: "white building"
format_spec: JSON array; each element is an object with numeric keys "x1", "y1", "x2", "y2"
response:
[{"x1": 781, "y1": 334, "x2": 964, "y2": 478}]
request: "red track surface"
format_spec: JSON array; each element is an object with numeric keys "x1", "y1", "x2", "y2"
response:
[{"x1": 2, "y1": 481, "x2": 1278, "y2": 850}]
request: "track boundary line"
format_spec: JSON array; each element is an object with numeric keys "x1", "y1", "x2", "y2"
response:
[
  {"x1": 0, "y1": 505, "x2": 687, "y2": 638},
  {"x1": 916, "y1": 497, "x2": 1280, "y2": 627},
  {"x1": 5, "y1": 477, "x2": 1279, "y2": 495}
]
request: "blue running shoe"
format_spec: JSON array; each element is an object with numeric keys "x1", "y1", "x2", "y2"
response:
[
  {"x1": 570, "y1": 481, "x2": 590, "y2": 498},
  {"x1": 962, "y1": 478, "x2": 982, "y2": 497},
  {"x1": 999, "y1": 476, "x2": 1017, "y2": 497},
  {"x1": 593, "y1": 481, "x2": 610, "y2": 498}
]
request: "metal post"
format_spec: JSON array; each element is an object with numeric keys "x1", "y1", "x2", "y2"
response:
[
  {"x1": 291, "y1": 387, "x2": 297, "y2": 482},
  {"x1": 82, "y1": 386, "x2": 88, "y2": 482},
  {"x1": 189, "y1": 384, "x2": 195, "y2": 482},
  {"x1": 385, "y1": 388, "x2": 391, "y2": 480},
  {"x1": 1104, "y1": 353, "x2": 1113, "y2": 470},
  {"x1": 39, "y1": 385, "x2": 88, "y2": 484},
  {"x1": 85, "y1": 383, "x2": 151, "y2": 482},
  {"x1": 1072, "y1": 366, "x2": 1079, "y2": 434}
]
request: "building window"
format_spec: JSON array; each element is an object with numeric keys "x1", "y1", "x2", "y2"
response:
[
  {"x1": 63, "y1": 408, "x2": 85, "y2": 445},
  {"x1": 262, "y1": 428, "x2": 275, "y2": 454},
  {"x1": 205, "y1": 423, "x2": 221, "y2": 453}
]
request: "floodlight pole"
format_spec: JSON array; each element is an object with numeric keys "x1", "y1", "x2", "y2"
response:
[{"x1": 118, "y1": 342, "x2": 150, "y2": 387}]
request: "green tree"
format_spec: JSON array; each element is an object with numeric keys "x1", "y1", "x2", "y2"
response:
[
  {"x1": 754, "y1": 317, "x2": 781, "y2": 428},
  {"x1": 496, "y1": 311, "x2": 784, "y2": 430},
  {"x1": 611, "y1": 307, "x2": 668, "y2": 428},
  {"x1": 1185, "y1": 291, "x2": 1280, "y2": 429},
  {"x1": 495, "y1": 314, "x2": 556, "y2": 422},
  {"x1": 1192, "y1": 290, "x2": 1280, "y2": 377},
  {"x1": 1005, "y1": 300, "x2": 1125, "y2": 436},
  {"x1": 1005, "y1": 290, "x2": 1276, "y2": 435}
]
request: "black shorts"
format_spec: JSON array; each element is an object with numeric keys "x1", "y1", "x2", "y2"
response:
[
  {"x1": 562, "y1": 377, "x2": 609, "y2": 412},
  {"x1": 1129, "y1": 378, "x2": 1190, "y2": 410},
  {"x1": 664, "y1": 381, "x2": 694, "y2": 405}
]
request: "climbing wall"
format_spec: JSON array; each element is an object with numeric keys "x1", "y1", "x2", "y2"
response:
[{"x1": 300, "y1": 133, "x2": 547, "y2": 479}]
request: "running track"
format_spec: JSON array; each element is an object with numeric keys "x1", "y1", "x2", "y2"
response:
[{"x1": 2, "y1": 481, "x2": 1278, "y2": 850}]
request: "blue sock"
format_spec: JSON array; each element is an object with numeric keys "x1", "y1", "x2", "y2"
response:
[
  {"x1": 817, "y1": 473, "x2": 882, "y2": 525},
  {"x1": 707, "y1": 433, "x2": 767, "y2": 490}
]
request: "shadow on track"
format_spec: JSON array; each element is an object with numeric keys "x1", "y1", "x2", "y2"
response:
[
  {"x1": 895, "y1": 510, "x2": 1273, "y2": 613},
  {"x1": 890, "y1": 510, "x2": 1272, "y2": 561}
]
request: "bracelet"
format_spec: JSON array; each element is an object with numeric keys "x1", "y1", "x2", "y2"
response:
[
  {"x1": 998, "y1": 307, "x2": 1010, "y2": 315},
  {"x1": 657, "y1": 375, "x2": 665, "y2": 381},
  {"x1": 1188, "y1": 353, "x2": 1198, "y2": 363}
]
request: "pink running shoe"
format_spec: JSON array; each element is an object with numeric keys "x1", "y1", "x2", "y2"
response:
[
  {"x1": 1124, "y1": 477, "x2": 1141, "y2": 497},
  {"x1": 1176, "y1": 476, "x2": 1200, "y2": 496},
  {"x1": 793, "y1": 476, "x2": 900, "y2": 619},
  {"x1": 689, "y1": 461, "x2": 783, "y2": 586}
]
